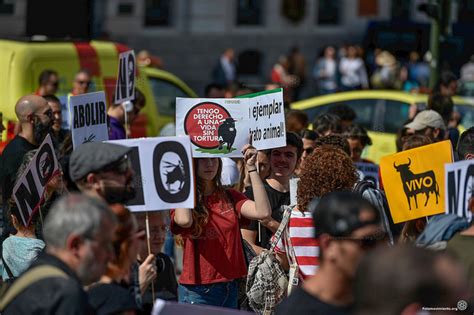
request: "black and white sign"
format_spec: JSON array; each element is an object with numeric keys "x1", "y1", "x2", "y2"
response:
[
  {"x1": 70, "y1": 91, "x2": 109, "y2": 149},
  {"x1": 12, "y1": 135, "x2": 60, "y2": 226},
  {"x1": 107, "y1": 136, "x2": 195, "y2": 211},
  {"x1": 114, "y1": 50, "x2": 136, "y2": 104},
  {"x1": 445, "y1": 160, "x2": 474, "y2": 221},
  {"x1": 355, "y1": 162, "x2": 380, "y2": 189}
]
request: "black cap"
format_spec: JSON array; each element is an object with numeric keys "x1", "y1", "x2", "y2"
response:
[
  {"x1": 69, "y1": 142, "x2": 131, "y2": 182},
  {"x1": 310, "y1": 191, "x2": 380, "y2": 238}
]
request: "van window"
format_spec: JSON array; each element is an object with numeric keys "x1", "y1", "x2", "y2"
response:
[
  {"x1": 149, "y1": 78, "x2": 189, "y2": 116},
  {"x1": 454, "y1": 104, "x2": 474, "y2": 128},
  {"x1": 382, "y1": 100, "x2": 410, "y2": 133}
]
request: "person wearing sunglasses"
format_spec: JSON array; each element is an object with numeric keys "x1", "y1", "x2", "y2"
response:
[
  {"x1": 296, "y1": 129, "x2": 318, "y2": 176},
  {"x1": 71, "y1": 69, "x2": 92, "y2": 96},
  {"x1": 43, "y1": 94, "x2": 69, "y2": 148},
  {"x1": 36, "y1": 69, "x2": 59, "y2": 96},
  {"x1": 69, "y1": 142, "x2": 136, "y2": 205},
  {"x1": 277, "y1": 191, "x2": 385, "y2": 315}
]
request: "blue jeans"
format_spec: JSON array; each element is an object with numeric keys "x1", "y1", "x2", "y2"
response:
[{"x1": 178, "y1": 280, "x2": 239, "y2": 309}]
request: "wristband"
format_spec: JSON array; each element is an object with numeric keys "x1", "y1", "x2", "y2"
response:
[{"x1": 248, "y1": 169, "x2": 257, "y2": 173}]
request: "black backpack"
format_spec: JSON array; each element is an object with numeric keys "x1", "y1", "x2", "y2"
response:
[{"x1": 353, "y1": 180, "x2": 402, "y2": 244}]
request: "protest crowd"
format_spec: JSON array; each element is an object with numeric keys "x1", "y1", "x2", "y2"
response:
[{"x1": 0, "y1": 45, "x2": 473, "y2": 315}]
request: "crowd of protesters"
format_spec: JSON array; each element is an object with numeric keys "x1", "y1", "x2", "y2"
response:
[{"x1": 0, "y1": 52, "x2": 473, "y2": 315}]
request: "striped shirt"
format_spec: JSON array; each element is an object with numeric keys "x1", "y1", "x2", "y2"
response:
[{"x1": 274, "y1": 207, "x2": 320, "y2": 279}]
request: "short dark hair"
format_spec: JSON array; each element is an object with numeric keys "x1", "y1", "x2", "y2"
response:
[
  {"x1": 38, "y1": 70, "x2": 58, "y2": 86},
  {"x1": 328, "y1": 104, "x2": 357, "y2": 122},
  {"x1": 273, "y1": 131, "x2": 303, "y2": 159},
  {"x1": 434, "y1": 71, "x2": 457, "y2": 92},
  {"x1": 204, "y1": 83, "x2": 224, "y2": 97},
  {"x1": 43, "y1": 94, "x2": 61, "y2": 104},
  {"x1": 302, "y1": 129, "x2": 318, "y2": 141},
  {"x1": 311, "y1": 191, "x2": 379, "y2": 238},
  {"x1": 314, "y1": 134, "x2": 351, "y2": 156},
  {"x1": 286, "y1": 110, "x2": 308, "y2": 133},
  {"x1": 354, "y1": 245, "x2": 452, "y2": 315},
  {"x1": 313, "y1": 113, "x2": 341, "y2": 136},
  {"x1": 344, "y1": 124, "x2": 372, "y2": 147},
  {"x1": 427, "y1": 92, "x2": 453, "y2": 122},
  {"x1": 457, "y1": 127, "x2": 474, "y2": 160}
]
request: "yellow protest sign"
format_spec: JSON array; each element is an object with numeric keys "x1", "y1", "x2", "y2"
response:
[{"x1": 380, "y1": 140, "x2": 453, "y2": 223}]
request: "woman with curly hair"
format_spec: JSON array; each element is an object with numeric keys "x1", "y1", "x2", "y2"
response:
[
  {"x1": 275, "y1": 146, "x2": 358, "y2": 279},
  {"x1": 171, "y1": 145, "x2": 271, "y2": 308}
]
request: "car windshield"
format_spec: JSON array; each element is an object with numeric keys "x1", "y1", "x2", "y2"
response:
[{"x1": 148, "y1": 77, "x2": 189, "y2": 116}]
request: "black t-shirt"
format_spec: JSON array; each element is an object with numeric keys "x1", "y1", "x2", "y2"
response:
[
  {"x1": 276, "y1": 287, "x2": 352, "y2": 315},
  {"x1": 138, "y1": 253, "x2": 178, "y2": 315},
  {"x1": 244, "y1": 181, "x2": 290, "y2": 249},
  {"x1": 88, "y1": 282, "x2": 140, "y2": 315},
  {"x1": 0, "y1": 135, "x2": 37, "y2": 205}
]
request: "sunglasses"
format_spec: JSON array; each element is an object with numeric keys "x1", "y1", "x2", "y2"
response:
[
  {"x1": 335, "y1": 231, "x2": 387, "y2": 250},
  {"x1": 304, "y1": 147, "x2": 314, "y2": 155},
  {"x1": 76, "y1": 80, "x2": 91, "y2": 86}
]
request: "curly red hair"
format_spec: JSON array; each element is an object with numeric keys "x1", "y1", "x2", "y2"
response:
[{"x1": 297, "y1": 146, "x2": 358, "y2": 212}]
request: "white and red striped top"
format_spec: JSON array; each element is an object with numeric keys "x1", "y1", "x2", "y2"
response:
[{"x1": 274, "y1": 207, "x2": 320, "y2": 279}]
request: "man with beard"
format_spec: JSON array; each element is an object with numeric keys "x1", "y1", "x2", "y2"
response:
[
  {"x1": 69, "y1": 142, "x2": 136, "y2": 205},
  {"x1": 1, "y1": 194, "x2": 117, "y2": 314},
  {"x1": 0, "y1": 95, "x2": 52, "y2": 235}
]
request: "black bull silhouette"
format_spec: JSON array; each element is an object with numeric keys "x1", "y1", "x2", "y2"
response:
[{"x1": 393, "y1": 158, "x2": 440, "y2": 210}]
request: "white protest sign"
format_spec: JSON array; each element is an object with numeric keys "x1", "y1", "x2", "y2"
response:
[
  {"x1": 176, "y1": 89, "x2": 286, "y2": 157},
  {"x1": 114, "y1": 50, "x2": 136, "y2": 104},
  {"x1": 445, "y1": 160, "x2": 474, "y2": 221},
  {"x1": 12, "y1": 134, "x2": 60, "y2": 226},
  {"x1": 246, "y1": 89, "x2": 286, "y2": 150},
  {"x1": 176, "y1": 98, "x2": 249, "y2": 158},
  {"x1": 107, "y1": 136, "x2": 195, "y2": 211},
  {"x1": 355, "y1": 162, "x2": 380, "y2": 189},
  {"x1": 70, "y1": 91, "x2": 109, "y2": 149}
]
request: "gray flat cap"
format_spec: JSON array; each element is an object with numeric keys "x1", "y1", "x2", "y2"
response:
[{"x1": 69, "y1": 142, "x2": 131, "y2": 181}]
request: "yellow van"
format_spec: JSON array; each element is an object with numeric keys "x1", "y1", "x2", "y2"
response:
[{"x1": 0, "y1": 39, "x2": 197, "y2": 151}]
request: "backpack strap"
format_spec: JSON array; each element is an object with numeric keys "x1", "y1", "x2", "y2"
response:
[
  {"x1": 0, "y1": 265, "x2": 68, "y2": 311},
  {"x1": 269, "y1": 205, "x2": 293, "y2": 252}
]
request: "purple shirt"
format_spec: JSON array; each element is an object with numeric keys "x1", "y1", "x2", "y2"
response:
[{"x1": 108, "y1": 115, "x2": 126, "y2": 140}]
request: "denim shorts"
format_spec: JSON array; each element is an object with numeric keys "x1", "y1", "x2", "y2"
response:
[{"x1": 178, "y1": 279, "x2": 239, "y2": 309}]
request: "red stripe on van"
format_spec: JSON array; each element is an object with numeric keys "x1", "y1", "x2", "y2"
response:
[{"x1": 73, "y1": 42, "x2": 101, "y2": 76}]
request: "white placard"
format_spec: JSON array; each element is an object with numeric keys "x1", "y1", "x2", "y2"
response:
[
  {"x1": 289, "y1": 177, "x2": 299, "y2": 206},
  {"x1": 176, "y1": 89, "x2": 286, "y2": 157},
  {"x1": 107, "y1": 136, "x2": 195, "y2": 211},
  {"x1": 445, "y1": 160, "x2": 474, "y2": 221},
  {"x1": 12, "y1": 135, "x2": 60, "y2": 226},
  {"x1": 176, "y1": 98, "x2": 249, "y2": 158},
  {"x1": 70, "y1": 91, "x2": 109, "y2": 149},
  {"x1": 355, "y1": 162, "x2": 380, "y2": 189},
  {"x1": 114, "y1": 50, "x2": 136, "y2": 104},
  {"x1": 247, "y1": 89, "x2": 286, "y2": 150}
]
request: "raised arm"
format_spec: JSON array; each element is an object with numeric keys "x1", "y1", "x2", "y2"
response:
[{"x1": 240, "y1": 144, "x2": 271, "y2": 220}]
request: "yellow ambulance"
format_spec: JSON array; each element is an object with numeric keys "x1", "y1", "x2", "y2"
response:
[{"x1": 0, "y1": 39, "x2": 197, "y2": 151}]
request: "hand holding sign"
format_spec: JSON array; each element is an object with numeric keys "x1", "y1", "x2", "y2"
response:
[{"x1": 242, "y1": 144, "x2": 257, "y2": 169}]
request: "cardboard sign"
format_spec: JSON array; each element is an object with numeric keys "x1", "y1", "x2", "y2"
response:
[
  {"x1": 152, "y1": 299, "x2": 251, "y2": 315},
  {"x1": 114, "y1": 50, "x2": 136, "y2": 103},
  {"x1": 107, "y1": 137, "x2": 195, "y2": 211},
  {"x1": 12, "y1": 135, "x2": 60, "y2": 226},
  {"x1": 70, "y1": 91, "x2": 109, "y2": 149},
  {"x1": 176, "y1": 98, "x2": 249, "y2": 157},
  {"x1": 380, "y1": 140, "x2": 453, "y2": 223},
  {"x1": 355, "y1": 162, "x2": 380, "y2": 188},
  {"x1": 244, "y1": 89, "x2": 286, "y2": 150},
  {"x1": 176, "y1": 89, "x2": 286, "y2": 157},
  {"x1": 445, "y1": 160, "x2": 474, "y2": 221}
]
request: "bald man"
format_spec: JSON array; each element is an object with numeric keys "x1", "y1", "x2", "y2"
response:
[{"x1": 0, "y1": 95, "x2": 52, "y2": 235}]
